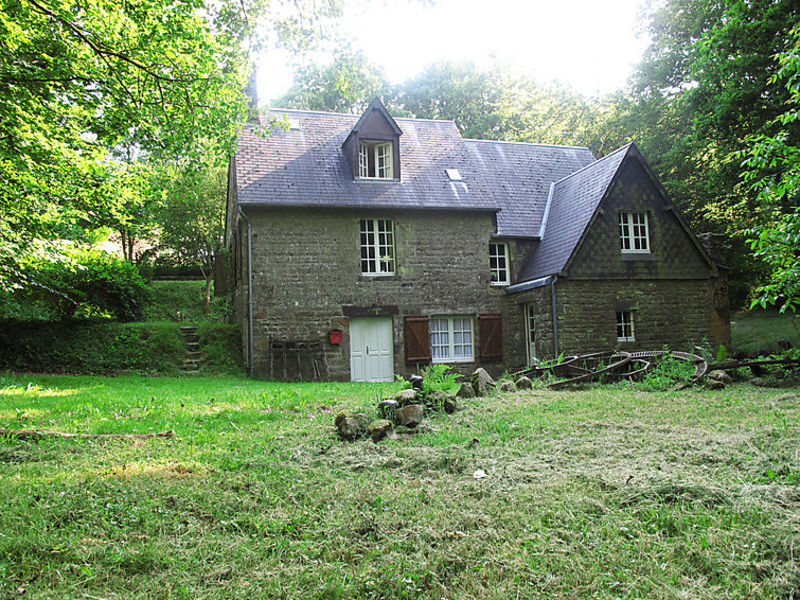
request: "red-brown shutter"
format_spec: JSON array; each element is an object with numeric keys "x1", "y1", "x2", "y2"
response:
[
  {"x1": 479, "y1": 314, "x2": 503, "y2": 362},
  {"x1": 404, "y1": 316, "x2": 431, "y2": 365}
]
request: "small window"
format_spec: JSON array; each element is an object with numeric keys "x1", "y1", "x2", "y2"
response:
[
  {"x1": 431, "y1": 316, "x2": 474, "y2": 363},
  {"x1": 358, "y1": 140, "x2": 393, "y2": 179},
  {"x1": 446, "y1": 168, "x2": 462, "y2": 181},
  {"x1": 489, "y1": 242, "x2": 510, "y2": 286},
  {"x1": 619, "y1": 211, "x2": 650, "y2": 253},
  {"x1": 616, "y1": 311, "x2": 635, "y2": 342},
  {"x1": 360, "y1": 218, "x2": 395, "y2": 275}
]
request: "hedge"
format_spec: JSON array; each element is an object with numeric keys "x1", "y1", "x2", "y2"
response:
[{"x1": 0, "y1": 321, "x2": 242, "y2": 375}]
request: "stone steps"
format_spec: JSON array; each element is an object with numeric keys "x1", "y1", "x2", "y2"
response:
[{"x1": 179, "y1": 326, "x2": 201, "y2": 374}]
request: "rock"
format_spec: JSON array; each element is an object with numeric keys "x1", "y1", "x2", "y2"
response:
[
  {"x1": 709, "y1": 370, "x2": 732, "y2": 384},
  {"x1": 515, "y1": 376, "x2": 533, "y2": 390},
  {"x1": 335, "y1": 411, "x2": 368, "y2": 440},
  {"x1": 377, "y1": 399, "x2": 399, "y2": 420},
  {"x1": 442, "y1": 396, "x2": 460, "y2": 414},
  {"x1": 750, "y1": 377, "x2": 768, "y2": 387},
  {"x1": 409, "y1": 374, "x2": 424, "y2": 390},
  {"x1": 394, "y1": 388, "x2": 418, "y2": 405},
  {"x1": 457, "y1": 383, "x2": 476, "y2": 398},
  {"x1": 497, "y1": 379, "x2": 516, "y2": 393},
  {"x1": 470, "y1": 368, "x2": 496, "y2": 396},
  {"x1": 367, "y1": 419, "x2": 393, "y2": 442},
  {"x1": 395, "y1": 404, "x2": 424, "y2": 427},
  {"x1": 706, "y1": 379, "x2": 725, "y2": 390}
]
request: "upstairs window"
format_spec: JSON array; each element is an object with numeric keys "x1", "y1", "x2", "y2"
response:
[
  {"x1": 616, "y1": 311, "x2": 635, "y2": 342},
  {"x1": 360, "y1": 218, "x2": 395, "y2": 275},
  {"x1": 358, "y1": 141, "x2": 393, "y2": 179},
  {"x1": 431, "y1": 316, "x2": 474, "y2": 363},
  {"x1": 619, "y1": 211, "x2": 650, "y2": 253},
  {"x1": 489, "y1": 242, "x2": 510, "y2": 285}
]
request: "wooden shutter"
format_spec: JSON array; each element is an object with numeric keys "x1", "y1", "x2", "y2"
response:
[
  {"x1": 404, "y1": 316, "x2": 431, "y2": 365},
  {"x1": 479, "y1": 314, "x2": 503, "y2": 362}
]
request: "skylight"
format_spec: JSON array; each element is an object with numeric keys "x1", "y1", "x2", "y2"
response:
[{"x1": 446, "y1": 168, "x2": 462, "y2": 181}]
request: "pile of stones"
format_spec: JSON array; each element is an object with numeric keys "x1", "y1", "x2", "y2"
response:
[{"x1": 335, "y1": 368, "x2": 534, "y2": 442}]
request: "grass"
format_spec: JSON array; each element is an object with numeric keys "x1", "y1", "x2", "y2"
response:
[
  {"x1": 142, "y1": 280, "x2": 229, "y2": 324},
  {"x1": 1, "y1": 374, "x2": 799, "y2": 599},
  {"x1": 731, "y1": 308, "x2": 800, "y2": 356}
]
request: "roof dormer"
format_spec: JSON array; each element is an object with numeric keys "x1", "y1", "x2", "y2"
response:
[{"x1": 342, "y1": 97, "x2": 402, "y2": 182}]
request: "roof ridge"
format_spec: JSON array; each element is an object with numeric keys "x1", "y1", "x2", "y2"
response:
[
  {"x1": 267, "y1": 107, "x2": 458, "y2": 127},
  {"x1": 551, "y1": 142, "x2": 633, "y2": 186},
  {"x1": 464, "y1": 138, "x2": 591, "y2": 151}
]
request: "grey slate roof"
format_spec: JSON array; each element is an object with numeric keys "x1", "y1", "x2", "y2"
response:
[
  {"x1": 517, "y1": 143, "x2": 633, "y2": 282},
  {"x1": 235, "y1": 109, "x2": 498, "y2": 212},
  {"x1": 463, "y1": 140, "x2": 595, "y2": 237}
]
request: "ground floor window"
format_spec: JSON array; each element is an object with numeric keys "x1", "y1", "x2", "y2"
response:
[
  {"x1": 616, "y1": 310, "x2": 635, "y2": 342},
  {"x1": 431, "y1": 316, "x2": 474, "y2": 362}
]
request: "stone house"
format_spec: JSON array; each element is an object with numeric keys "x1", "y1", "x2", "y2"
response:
[{"x1": 225, "y1": 98, "x2": 729, "y2": 381}]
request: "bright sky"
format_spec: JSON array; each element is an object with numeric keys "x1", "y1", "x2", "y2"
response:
[{"x1": 257, "y1": 0, "x2": 650, "y2": 104}]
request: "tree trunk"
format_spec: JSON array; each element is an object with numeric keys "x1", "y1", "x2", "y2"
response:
[{"x1": 203, "y1": 272, "x2": 212, "y2": 314}]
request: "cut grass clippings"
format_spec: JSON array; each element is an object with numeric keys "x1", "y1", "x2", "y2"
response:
[{"x1": 1, "y1": 373, "x2": 799, "y2": 599}]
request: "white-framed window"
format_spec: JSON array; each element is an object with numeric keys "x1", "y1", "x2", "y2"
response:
[
  {"x1": 431, "y1": 316, "x2": 474, "y2": 363},
  {"x1": 619, "y1": 211, "x2": 650, "y2": 253},
  {"x1": 358, "y1": 140, "x2": 393, "y2": 179},
  {"x1": 360, "y1": 218, "x2": 395, "y2": 275},
  {"x1": 489, "y1": 242, "x2": 510, "y2": 285},
  {"x1": 616, "y1": 311, "x2": 635, "y2": 342}
]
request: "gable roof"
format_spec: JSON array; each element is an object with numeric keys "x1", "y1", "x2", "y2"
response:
[
  {"x1": 342, "y1": 97, "x2": 403, "y2": 147},
  {"x1": 517, "y1": 143, "x2": 632, "y2": 281},
  {"x1": 235, "y1": 109, "x2": 498, "y2": 212},
  {"x1": 463, "y1": 140, "x2": 595, "y2": 237}
]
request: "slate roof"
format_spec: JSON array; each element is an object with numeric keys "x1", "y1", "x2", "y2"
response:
[
  {"x1": 235, "y1": 109, "x2": 498, "y2": 212},
  {"x1": 517, "y1": 143, "x2": 633, "y2": 281},
  {"x1": 463, "y1": 140, "x2": 595, "y2": 237}
]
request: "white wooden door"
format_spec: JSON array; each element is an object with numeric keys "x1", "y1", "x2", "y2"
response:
[
  {"x1": 350, "y1": 318, "x2": 394, "y2": 382},
  {"x1": 524, "y1": 304, "x2": 536, "y2": 365}
]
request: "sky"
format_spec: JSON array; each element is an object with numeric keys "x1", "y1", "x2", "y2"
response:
[{"x1": 257, "y1": 0, "x2": 651, "y2": 104}]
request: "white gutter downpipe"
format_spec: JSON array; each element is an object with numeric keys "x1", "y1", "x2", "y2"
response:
[
  {"x1": 550, "y1": 275, "x2": 559, "y2": 358},
  {"x1": 238, "y1": 207, "x2": 254, "y2": 375}
]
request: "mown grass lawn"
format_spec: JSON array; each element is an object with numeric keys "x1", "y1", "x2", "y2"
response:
[{"x1": 1, "y1": 374, "x2": 799, "y2": 600}]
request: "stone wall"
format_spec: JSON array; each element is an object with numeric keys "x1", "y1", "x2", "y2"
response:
[{"x1": 235, "y1": 206, "x2": 505, "y2": 379}]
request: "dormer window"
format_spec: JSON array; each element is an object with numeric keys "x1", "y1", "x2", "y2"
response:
[{"x1": 359, "y1": 140, "x2": 393, "y2": 179}]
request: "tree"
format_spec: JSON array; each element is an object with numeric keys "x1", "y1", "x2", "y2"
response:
[
  {"x1": 740, "y1": 26, "x2": 800, "y2": 312},
  {"x1": 274, "y1": 47, "x2": 393, "y2": 113},
  {"x1": 155, "y1": 158, "x2": 227, "y2": 313}
]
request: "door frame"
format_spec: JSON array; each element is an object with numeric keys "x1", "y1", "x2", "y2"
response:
[{"x1": 349, "y1": 317, "x2": 395, "y2": 382}]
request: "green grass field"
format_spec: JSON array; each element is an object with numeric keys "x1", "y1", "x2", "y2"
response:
[
  {"x1": 2, "y1": 373, "x2": 799, "y2": 599},
  {"x1": 731, "y1": 308, "x2": 800, "y2": 355}
]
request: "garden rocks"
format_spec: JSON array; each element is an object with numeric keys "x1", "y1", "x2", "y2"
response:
[
  {"x1": 457, "y1": 383, "x2": 476, "y2": 398},
  {"x1": 367, "y1": 419, "x2": 393, "y2": 442},
  {"x1": 709, "y1": 370, "x2": 732, "y2": 385},
  {"x1": 706, "y1": 379, "x2": 725, "y2": 390},
  {"x1": 335, "y1": 411, "x2": 369, "y2": 440},
  {"x1": 515, "y1": 376, "x2": 533, "y2": 390},
  {"x1": 395, "y1": 388, "x2": 418, "y2": 405},
  {"x1": 427, "y1": 390, "x2": 460, "y2": 413},
  {"x1": 409, "y1": 374, "x2": 424, "y2": 390},
  {"x1": 377, "y1": 399, "x2": 399, "y2": 420},
  {"x1": 471, "y1": 368, "x2": 496, "y2": 396},
  {"x1": 395, "y1": 404, "x2": 424, "y2": 427},
  {"x1": 750, "y1": 377, "x2": 768, "y2": 387},
  {"x1": 497, "y1": 379, "x2": 516, "y2": 393}
]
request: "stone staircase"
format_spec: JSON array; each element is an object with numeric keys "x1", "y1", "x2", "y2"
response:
[{"x1": 180, "y1": 326, "x2": 201, "y2": 374}]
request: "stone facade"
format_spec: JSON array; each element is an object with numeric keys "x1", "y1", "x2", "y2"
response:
[{"x1": 231, "y1": 206, "x2": 505, "y2": 379}]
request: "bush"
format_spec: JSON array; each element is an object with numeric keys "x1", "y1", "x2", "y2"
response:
[
  {"x1": 6, "y1": 248, "x2": 149, "y2": 322},
  {"x1": 0, "y1": 320, "x2": 183, "y2": 375},
  {"x1": 143, "y1": 280, "x2": 229, "y2": 323}
]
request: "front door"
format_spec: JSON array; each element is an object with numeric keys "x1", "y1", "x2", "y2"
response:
[
  {"x1": 350, "y1": 318, "x2": 394, "y2": 382},
  {"x1": 524, "y1": 304, "x2": 536, "y2": 365}
]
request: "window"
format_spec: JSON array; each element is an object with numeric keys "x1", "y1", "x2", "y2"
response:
[
  {"x1": 619, "y1": 211, "x2": 650, "y2": 253},
  {"x1": 358, "y1": 140, "x2": 393, "y2": 179},
  {"x1": 430, "y1": 316, "x2": 474, "y2": 363},
  {"x1": 616, "y1": 311, "x2": 635, "y2": 342},
  {"x1": 489, "y1": 242, "x2": 509, "y2": 285},
  {"x1": 360, "y1": 219, "x2": 395, "y2": 275}
]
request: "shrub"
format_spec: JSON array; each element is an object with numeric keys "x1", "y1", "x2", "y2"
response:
[
  {"x1": 0, "y1": 320, "x2": 183, "y2": 375},
  {"x1": 197, "y1": 323, "x2": 243, "y2": 374}
]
